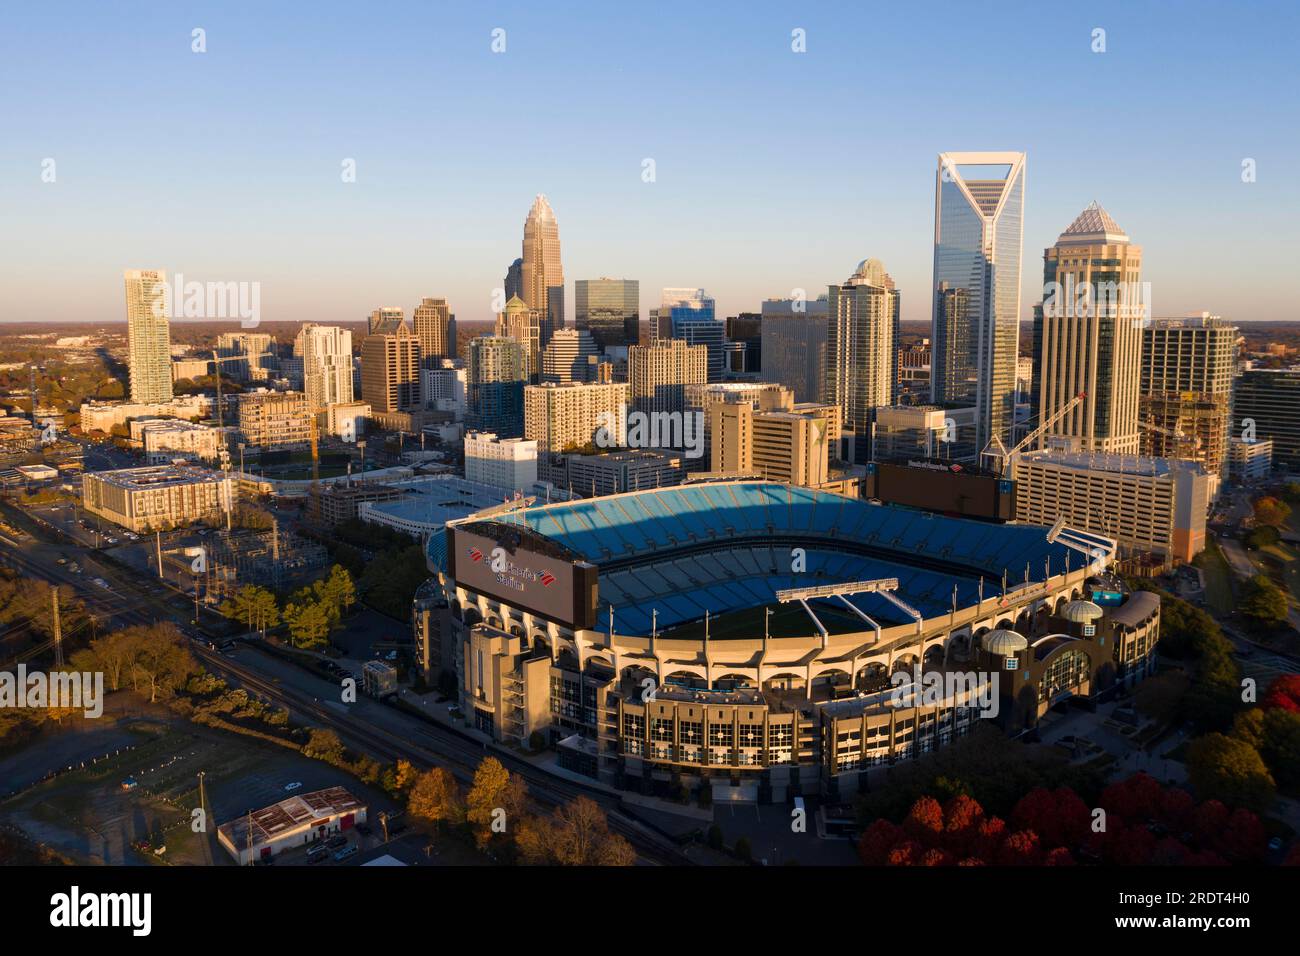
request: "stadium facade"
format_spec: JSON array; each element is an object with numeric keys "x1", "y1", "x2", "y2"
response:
[{"x1": 418, "y1": 482, "x2": 1159, "y2": 801}]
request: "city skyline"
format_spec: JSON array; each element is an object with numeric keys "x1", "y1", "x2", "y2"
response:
[{"x1": 3, "y1": 1, "x2": 1297, "y2": 326}]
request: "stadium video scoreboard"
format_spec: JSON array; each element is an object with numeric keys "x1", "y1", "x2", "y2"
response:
[
  {"x1": 446, "y1": 525, "x2": 598, "y2": 630},
  {"x1": 865, "y1": 460, "x2": 1016, "y2": 522}
]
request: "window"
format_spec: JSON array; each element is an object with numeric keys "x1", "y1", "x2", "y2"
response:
[{"x1": 651, "y1": 717, "x2": 674, "y2": 742}]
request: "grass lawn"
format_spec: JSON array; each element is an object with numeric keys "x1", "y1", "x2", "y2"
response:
[{"x1": 1194, "y1": 542, "x2": 1235, "y2": 616}]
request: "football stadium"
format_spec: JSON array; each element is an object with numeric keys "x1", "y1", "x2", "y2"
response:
[{"x1": 418, "y1": 481, "x2": 1160, "y2": 801}]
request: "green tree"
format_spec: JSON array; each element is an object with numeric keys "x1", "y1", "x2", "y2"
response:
[
  {"x1": 302, "y1": 728, "x2": 345, "y2": 763},
  {"x1": 317, "y1": 564, "x2": 356, "y2": 617},
  {"x1": 283, "y1": 599, "x2": 332, "y2": 649},
  {"x1": 1185, "y1": 732, "x2": 1277, "y2": 814},
  {"x1": 1239, "y1": 574, "x2": 1288, "y2": 628}
]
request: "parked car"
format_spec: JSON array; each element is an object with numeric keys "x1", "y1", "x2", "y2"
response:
[
  {"x1": 327, "y1": 834, "x2": 347, "y2": 849},
  {"x1": 332, "y1": 845, "x2": 358, "y2": 862}
]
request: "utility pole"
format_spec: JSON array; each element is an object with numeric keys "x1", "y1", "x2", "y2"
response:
[{"x1": 52, "y1": 586, "x2": 63, "y2": 668}]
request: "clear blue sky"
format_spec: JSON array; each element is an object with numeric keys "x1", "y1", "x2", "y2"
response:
[{"x1": 1, "y1": 0, "x2": 1297, "y2": 326}]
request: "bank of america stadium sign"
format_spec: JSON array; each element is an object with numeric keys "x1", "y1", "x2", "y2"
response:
[{"x1": 466, "y1": 545, "x2": 557, "y2": 590}]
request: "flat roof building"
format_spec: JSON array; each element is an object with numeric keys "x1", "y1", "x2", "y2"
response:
[
  {"x1": 1229, "y1": 437, "x2": 1272, "y2": 484},
  {"x1": 82, "y1": 464, "x2": 235, "y2": 533},
  {"x1": 134, "y1": 419, "x2": 223, "y2": 465},
  {"x1": 465, "y1": 431, "x2": 538, "y2": 493},
  {"x1": 217, "y1": 787, "x2": 367, "y2": 865},
  {"x1": 1012, "y1": 449, "x2": 1209, "y2": 566},
  {"x1": 237, "y1": 391, "x2": 312, "y2": 449}
]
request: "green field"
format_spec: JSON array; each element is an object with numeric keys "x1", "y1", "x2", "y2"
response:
[{"x1": 1194, "y1": 541, "x2": 1235, "y2": 615}]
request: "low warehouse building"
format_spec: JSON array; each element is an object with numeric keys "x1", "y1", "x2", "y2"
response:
[{"x1": 217, "y1": 786, "x2": 367, "y2": 865}]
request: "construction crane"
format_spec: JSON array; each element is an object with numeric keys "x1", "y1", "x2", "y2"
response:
[
  {"x1": 1139, "y1": 417, "x2": 1200, "y2": 457},
  {"x1": 981, "y1": 391, "x2": 1086, "y2": 479}
]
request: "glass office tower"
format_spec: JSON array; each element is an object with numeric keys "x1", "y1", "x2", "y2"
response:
[
  {"x1": 575, "y1": 278, "x2": 639, "y2": 350},
  {"x1": 931, "y1": 152, "x2": 1025, "y2": 458}
]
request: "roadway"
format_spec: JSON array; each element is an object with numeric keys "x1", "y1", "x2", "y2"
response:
[{"x1": 0, "y1": 498, "x2": 691, "y2": 865}]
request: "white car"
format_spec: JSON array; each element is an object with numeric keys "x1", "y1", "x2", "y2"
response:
[{"x1": 284, "y1": 781, "x2": 303, "y2": 792}]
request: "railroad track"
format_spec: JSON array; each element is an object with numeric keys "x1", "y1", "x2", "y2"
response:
[{"x1": 0, "y1": 535, "x2": 692, "y2": 865}]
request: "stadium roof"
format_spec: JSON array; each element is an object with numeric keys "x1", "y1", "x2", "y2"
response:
[{"x1": 437, "y1": 483, "x2": 1082, "y2": 636}]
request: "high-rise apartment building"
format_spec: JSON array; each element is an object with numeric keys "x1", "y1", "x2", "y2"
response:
[
  {"x1": 825, "y1": 259, "x2": 900, "y2": 464},
  {"x1": 124, "y1": 269, "x2": 173, "y2": 404},
  {"x1": 295, "y1": 324, "x2": 354, "y2": 414},
  {"x1": 361, "y1": 322, "x2": 421, "y2": 413},
  {"x1": 524, "y1": 382, "x2": 630, "y2": 454},
  {"x1": 575, "y1": 278, "x2": 639, "y2": 350},
  {"x1": 760, "y1": 295, "x2": 830, "y2": 404},
  {"x1": 628, "y1": 339, "x2": 709, "y2": 416},
  {"x1": 412, "y1": 298, "x2": 455, "y2": 367},
  {"x1": 215, "y1": 332, "x2": 275, "y2": 383},
  {"x1": 467, "y1": 336, "x2": 527, "y2": 438},
  {"x1": 541, "y1": 327, "x2": 601, "y2": 384},
  {"x1": 521, "y1": 195, "x2": 564, "y2": 347},
  {"x1": 1032, "y1": 202, "x2": 1143, "y2": 455},
  {"x1": 1140, "y1": 313, "x2": 1237, "y2": 480},
  {"x1": 497, "y1": 295, "x2": 544, "y2": 381},
  {"x1": 931, "y1": 152, "x2": 1026, "y2": 456}
]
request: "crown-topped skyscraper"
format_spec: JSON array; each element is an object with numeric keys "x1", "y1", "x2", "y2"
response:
[
  {"x1": 1032, "y1": 201, "x2": 1144, "y2": 455},
  {"x1": 522, "y1": 194, "x2": 564, "y2": 351}
]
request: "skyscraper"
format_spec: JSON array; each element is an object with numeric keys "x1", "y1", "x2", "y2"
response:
[
  {"x1": 215, "y1": 331, "x2": 275, "y2": 383},
  {"x1": 931, "y1": 151, "x2": 1026, "y2": 456},
  {"x1": 496, "y1": 295, "x2": 543, "y2": 381},
  {"x1": 654, "y1": 288, "x2": 724, "y2": 381},
  {"x1": 296, "y1": 323, "x2": 355, "y2": 413},
  {"x1": 412, "y1": 297, "x2": 454, "y2": 367},
  {"x1": 825, "y1": 259, "x2": 900, "y2": 463},
  {"x1": 360, "y1": 321, "x2": 421, "y2": 413},
  {"x1": 541, "y1": 327, "x2": 601, "y2": 384},
  {"x1": 1032, "y1": 202, "x2": 1143, "y2": 454},
  {"x1": 368, "y1": 307, "x2": 405, "y2": 336},
  {"x1": 628, "y1": 339, "x2": 708, "y2": 416},
  {"x1": 575, "y1": 278, "x2": 639, "y2": 350},
  {"x1": 521, "y1": 195, "x2": 564, "y2": 348},
  {"x1": 1141, "y1": 314, "x2": 1238, "y2": 478},
  {"x1": 468, "y1": 336, "x2": 527, "y2": 438},
  {"x1": 760, "y1": 295, "x2": 830, "y2": 404},
  {"x1": 505, "y1": 258, "x2": 523, "y2": 302},
  {"x1": 124, "y1": 269, "x2": 173, "y2": 404}
]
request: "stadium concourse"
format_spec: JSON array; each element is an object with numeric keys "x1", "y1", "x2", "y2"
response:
[{"x1": 420, "y1": 482, "x2": 1160, "y2": 802}]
